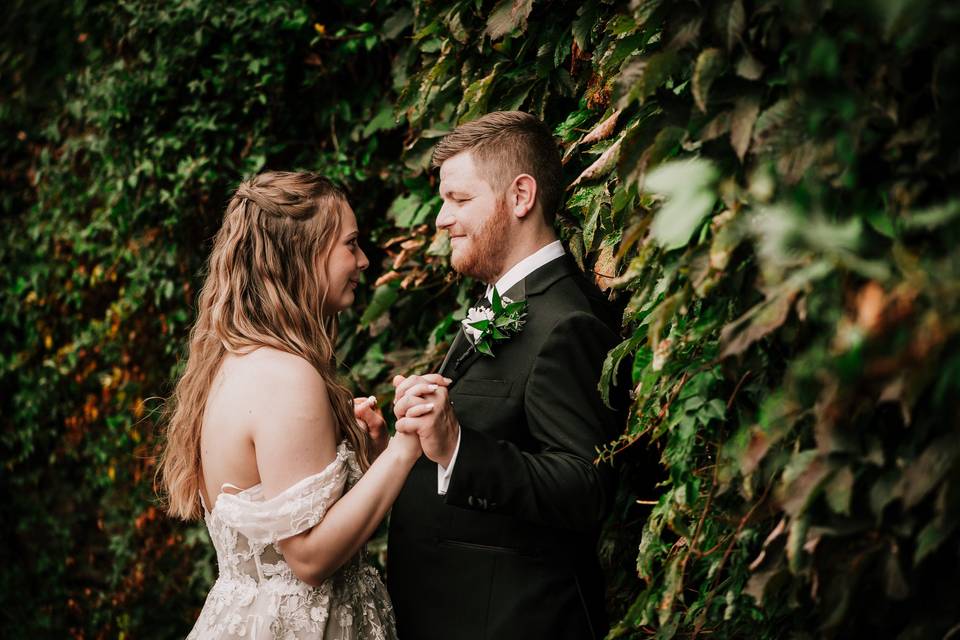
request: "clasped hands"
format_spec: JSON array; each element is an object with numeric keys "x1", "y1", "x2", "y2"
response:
[{"x1": 353, "y1": 373, "x2": 458, "y2": 467}]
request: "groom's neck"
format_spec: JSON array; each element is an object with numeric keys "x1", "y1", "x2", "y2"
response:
[{"x1": 487, "y1": 229, "x2": 558, "y2": 285}]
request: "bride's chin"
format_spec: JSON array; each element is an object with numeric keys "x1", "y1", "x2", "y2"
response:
[{"x1": 337, "y1": 291, "x2": 355, "y2": 312}]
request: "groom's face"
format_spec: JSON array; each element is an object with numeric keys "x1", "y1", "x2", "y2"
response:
[{"x1": 436, "y1": 151, "x2": 511, "y2": 283}]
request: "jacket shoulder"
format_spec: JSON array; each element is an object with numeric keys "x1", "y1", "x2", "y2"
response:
[{"x1": 530, "y1": 270, "x2": 621, "y2": 335}]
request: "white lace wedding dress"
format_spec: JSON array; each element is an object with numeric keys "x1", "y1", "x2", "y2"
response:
[{"x1": 188, "y1": 441, "x2": 397, "y2": 639}]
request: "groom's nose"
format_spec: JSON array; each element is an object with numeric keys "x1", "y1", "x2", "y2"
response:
[{"x1": 435, "y1": 204, "x2": 454, "y2": 230}]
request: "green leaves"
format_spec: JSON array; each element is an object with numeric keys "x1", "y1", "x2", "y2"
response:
[
  {"x1": 462, "y1": 287, "x2": 528, "y2": 357},
  {"x1": 644, "y1": 159, "x2": 719, "y2": 250},
  {"x1": 388, "y1": 192, "x2": 437, "y2": 228},
  {"x1": 7, "y1": 0, "x2": 960, "y2": 637},
  {"x1": 613, "y1": 51, "x2": 680, "y2": 109},
  {"x1": 485, "y1": 0, "x2": 534, "y2": 40}
]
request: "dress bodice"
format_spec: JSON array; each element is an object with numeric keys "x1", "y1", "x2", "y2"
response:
[{"x1": 187, "y1": 442, "x2": 396, "y2": 639}]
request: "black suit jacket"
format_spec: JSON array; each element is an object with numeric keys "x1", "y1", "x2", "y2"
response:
[{"x1": 387, "y1": 255, "x2": 625, "y2": 640}]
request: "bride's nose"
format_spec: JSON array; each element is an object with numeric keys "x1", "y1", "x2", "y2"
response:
[{"x1": 357, "y1": 247, "x2": 369, "y2": 271}]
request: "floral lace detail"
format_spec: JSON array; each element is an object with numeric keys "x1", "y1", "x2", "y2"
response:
[{"x1": 187, "y1": 442, "x2": 396, "y2": 639}]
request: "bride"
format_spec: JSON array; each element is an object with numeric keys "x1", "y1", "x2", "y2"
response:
[{"x1": 157, "y1": 172, "x2": 425, "y2": 639}]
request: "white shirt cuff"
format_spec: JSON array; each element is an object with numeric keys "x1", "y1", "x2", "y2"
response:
[{"x1": 437, "y1": 426, "x2": 462, "y2": 495}]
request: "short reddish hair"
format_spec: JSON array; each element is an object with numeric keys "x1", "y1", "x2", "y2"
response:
[{"x1": 431, "y1": 111, "x2": 563, "y2": 225}]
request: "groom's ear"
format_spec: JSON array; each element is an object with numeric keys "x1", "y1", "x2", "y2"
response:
[{"x1": 509, "y1": 174, "x2": 538, "y2": 219}]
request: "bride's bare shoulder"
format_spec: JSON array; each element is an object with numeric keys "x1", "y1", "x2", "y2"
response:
[
  {"x1": 210, "y1": 348, "x2": 330, "y2": 420},
  {"x1": 222, "y1": 347, "x2": 323, "y2": 389}
]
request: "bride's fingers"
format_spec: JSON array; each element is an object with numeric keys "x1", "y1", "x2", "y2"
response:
[
  {"x1": 400, "y1": 383, "x2": 439, "y2": 403},
  {"x1": 392, "y1": 376, "x2": 423, "y2": 401},
  {"x1": 355, "y1": 397, "x2": 381, "y2": 423},
  {"x1": 393, "y1": 373, "x2": 451, "y2": 400},
  {"x1": 405, "y1": 403, "x2": 434, "y2": 418},
  {"x1": 393, "y1": 387, "x2": 439, "y2": 419},
  {"x1": 394, "y1": 417, "x2": 421, "y2": 434}
]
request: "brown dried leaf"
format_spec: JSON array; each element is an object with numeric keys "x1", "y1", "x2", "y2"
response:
[
  {"x1": 373, "y1": 270, "x2": 404, "y2": 288},
  {"x1": 896, "y1": 434, "x2": 960, "y2": 509},
  {"x1": 779, "y1": 454, "x2": 832, "y2": 517},
  {"x1": 571, "y1": 137, "x2": 623, "y2": 187},
  {"x1": 392, "y1": 247, "x2": 414, "y2": 270},
  {"x1": 613, "y1": 51, "x2": 680, "y2": 109},
  {"x1": 399, "y1": 238, "x2": 425, "y2": 251},
  {"x1": 740, "y1": 427, "x2": 772, "y2": 476},
  {"x1": 855, "y1": 281, "x2": 886, "y2": 334},
  {"x1": 730, "y1": 94, "x2": 761, "y2": 161},
  {"x1": 666, "y1": 17, "x2": 702, "y2": 51},
  {"x1": 777, "y1": 139, "x2": 818, "y2": 184},
  {"x1": 593, "y1": 243, "x2": 619, "y2": 291},
  {"x1": 720, "y1": 290, "x2": 797, "y2": 358},
  {"x1": 580, "y1": 109, "x2": 622, "y2": 145},
  {"x1": 699, "y1": 110, "x2": 732, "y2": 142},
  {"x1": 692, "y1": 48, "x2": 725, "y2": 112},
  {"x1": 381, "y1": 233, "x2": 412, "y2": 249},
  {"x1": 485, "y1": 0, "x2": 534, "y2": 40},
  {"x1": 724, "y1": 0, "x2": 745, "y2": 51}
]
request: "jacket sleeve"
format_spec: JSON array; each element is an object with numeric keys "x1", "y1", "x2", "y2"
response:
[{"x1": 443, "y1": 311, "x2": 623, "y2": 531}]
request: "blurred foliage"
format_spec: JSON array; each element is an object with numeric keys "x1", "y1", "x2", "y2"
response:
[{"x1": 2, "y1": 0, "x2": 959, "y2": 638}]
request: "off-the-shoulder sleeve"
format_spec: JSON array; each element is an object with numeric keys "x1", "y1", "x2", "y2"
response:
[{"x1": 213, "y1": 444, "x2": 351, "y2": 544}]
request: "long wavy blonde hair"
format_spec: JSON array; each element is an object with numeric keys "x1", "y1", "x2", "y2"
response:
[{"x1": 158, "y1": 171, "x2": 371, "y2": 520}]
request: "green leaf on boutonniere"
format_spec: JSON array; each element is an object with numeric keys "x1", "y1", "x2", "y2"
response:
[{"x1": 461, "y1": 286, "x2": 528, "y2": 358}]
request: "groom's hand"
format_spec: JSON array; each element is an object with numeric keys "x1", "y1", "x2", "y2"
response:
[{"x1": 392, "y1": 374, "x2": 458, "y2": 468}]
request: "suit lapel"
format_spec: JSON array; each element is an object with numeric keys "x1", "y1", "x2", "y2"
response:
[
  {"x1": 439, "y1": 328, "x2": 470, "y2": 379},
  {"x1": 437, "y1": 254, "x2": 576, "y2": 383}
]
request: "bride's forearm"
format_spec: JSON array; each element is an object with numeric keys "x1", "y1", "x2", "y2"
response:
[{"x1": 278, "y1": 441, "x2": 417, "y2": 586}]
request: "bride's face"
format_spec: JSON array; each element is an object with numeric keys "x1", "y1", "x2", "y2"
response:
[{"x1": 323, "y1": 205, "x2": 369, "y2": 314}]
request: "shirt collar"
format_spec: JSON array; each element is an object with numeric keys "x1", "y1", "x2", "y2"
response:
[{"x1": 486, "y1": 240, "x2": 565, "y2": 301}]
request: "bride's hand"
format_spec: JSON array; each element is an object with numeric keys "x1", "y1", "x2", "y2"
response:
[
  {"x1": 354, "y1": 396, "x2": 388, "y2": 459},
  {"x1": 387, "y1": 430, "x2": 423, "y2": 466}
]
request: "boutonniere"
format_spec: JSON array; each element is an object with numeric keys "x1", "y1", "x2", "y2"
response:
[{"x1": 461, "y1": 287, "x2": 528, "y2": 357}]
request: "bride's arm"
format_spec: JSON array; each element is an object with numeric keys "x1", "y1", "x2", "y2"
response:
[
  {"x1": 279, "y1": 432, "x2": 421, "y2": 586},
  {"x1": 249, "y1": 351, "x2": 422, "y2": 587}
]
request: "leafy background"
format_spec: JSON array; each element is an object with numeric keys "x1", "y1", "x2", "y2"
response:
[{"x1": 2, "y1": 0, "x2": 959, "y2": 637}]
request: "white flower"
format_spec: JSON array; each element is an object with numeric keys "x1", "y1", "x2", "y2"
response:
[{"x1": 462, "y1": 305, "x2": 496, "y2": 343}]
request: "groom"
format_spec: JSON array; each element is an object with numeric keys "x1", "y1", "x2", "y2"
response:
[{"x1": 387, "y1": 111, "x2": 625, "y2": 640}]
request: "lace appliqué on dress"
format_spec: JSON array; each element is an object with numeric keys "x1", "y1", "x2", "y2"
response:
[{"x1": 187, "y1": 442, "x2": 396, "y2": 640}]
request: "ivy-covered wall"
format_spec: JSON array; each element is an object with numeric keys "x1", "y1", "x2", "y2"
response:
[{"x1": 3, "y1": 0, "x2": 959, "y2": 637}]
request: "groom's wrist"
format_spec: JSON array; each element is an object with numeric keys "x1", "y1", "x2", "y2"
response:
[
  {"x1": 436, "y1": 425, "x2": 461, "y2": 495},
  {"x1": 437, "y1": 424, "x2": 461, "y2": 471}
]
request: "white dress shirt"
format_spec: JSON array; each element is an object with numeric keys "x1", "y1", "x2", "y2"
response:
[{"x1": 437, "y1": 240, "x2": 566, "y2": 494}]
